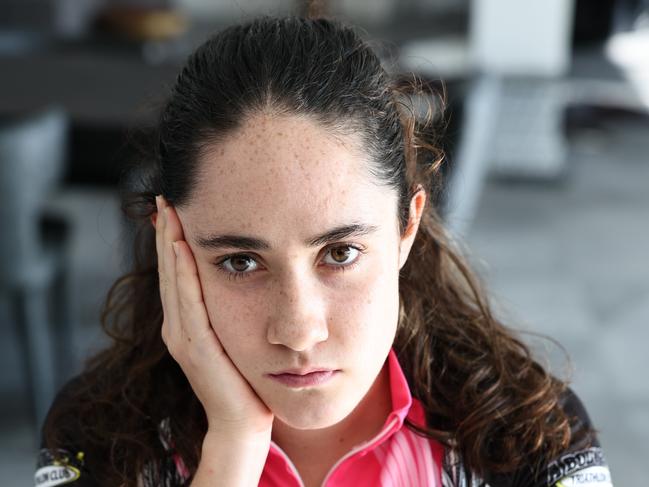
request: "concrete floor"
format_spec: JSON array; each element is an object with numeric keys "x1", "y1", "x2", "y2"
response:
[
  {"x1": 1, "y1": 117, "x2": 647, "y2": 485},
  {"x1": 466, "y1": 117, "x2": 649, "y2": 486}
]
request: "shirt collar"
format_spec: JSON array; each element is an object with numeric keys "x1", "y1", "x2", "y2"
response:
[
  {"x1": 384, "y1": 347, "x2": 414, "y2": 430},
  {"x1": 357, "y1": 346, "x2": 429, "y2": 452}
]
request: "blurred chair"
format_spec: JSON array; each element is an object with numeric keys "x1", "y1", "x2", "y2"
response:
[{"x1": 0, "y1": 107, "x2": 73, "y2": 436}]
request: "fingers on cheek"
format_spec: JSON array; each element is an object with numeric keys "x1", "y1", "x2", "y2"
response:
[
  {"x1": 164, "y1": 209, "x2": 174, "y2": 249},
  {"x1": 159, "y1": 211, "x2": 166, "y2": 241},
  {"x1": 175, "y1": 242, "x2": 203, "y2": 305},
  {"x1": 165, "y1": 238, "x2": 177, "y2": 281},
  {"x1": 165, "y1": 206, "x2": 184, "y2": 241},
  {"x1": 158, "y1": 241, "x2": 180, "y2": 347},
  {"x1": 175, "y1": 243, "x2": 206, "y2": 339},
  {"x1": 175, "y1": 243, "x2": 189, "y2": 312}
]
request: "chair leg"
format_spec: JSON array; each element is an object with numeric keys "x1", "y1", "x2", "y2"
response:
[
  {"x1": 13, "y1": 285, "x2": 56, "y2": 438},
  {"x1": 51, "y1": 265, "x2": 77, "y2": 388}
]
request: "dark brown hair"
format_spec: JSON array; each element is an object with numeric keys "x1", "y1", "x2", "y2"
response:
[{"x1": 43, "y1": 15, "x2": 572, "y2": 485}]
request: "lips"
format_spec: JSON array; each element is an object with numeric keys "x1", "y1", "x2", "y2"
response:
[
  {"x1": 268, "y1": 370, "x2": 339, "y2": 387},
  {"x1": 271, "y1": 367, "x2": 334, "y2": 376}
]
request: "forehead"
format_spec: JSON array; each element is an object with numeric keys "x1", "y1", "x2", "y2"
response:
[{"x1": 182, "y1": 113, "x2": 396, "y2": 240}]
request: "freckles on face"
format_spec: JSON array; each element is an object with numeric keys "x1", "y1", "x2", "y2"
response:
[
  {"x1": 176, "y1": 112, "x2": 403, "y2": 427},
  {"x1": 192, "y1": 114, "x2": 372, "y2": 218},
  {"x1": 333, "y1": 259, "x2": 398, "y2": 340},
  {"x1": 204, "y1": 284, "x2": 266, "y2": 347},
  {"x1": 202, "y1": 245, "x2": 398, "y2": 368}
]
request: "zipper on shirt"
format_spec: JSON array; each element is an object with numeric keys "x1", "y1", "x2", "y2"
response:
[
  {"x1": 270, "y1": 415, "x2": 400, "y2": 487},
  {"x1": 320, "y1": 416, "x2": 400, "y2": 486}
]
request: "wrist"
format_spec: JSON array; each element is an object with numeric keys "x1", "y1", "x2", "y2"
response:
[
  {"x1": 202, "y1": 428, "x2": 271, "y2": 453},
  {"x1": 193, "y1": 430, "x2": 270, "y2": 487}
]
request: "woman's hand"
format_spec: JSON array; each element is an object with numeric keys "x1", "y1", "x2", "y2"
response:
[{"x1": 154, "y1": 195, "x2": 274, "y2": 439}]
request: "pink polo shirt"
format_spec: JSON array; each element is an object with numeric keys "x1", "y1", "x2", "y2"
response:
[{"x1": 259, "y1": 348, "x2": 444, "y2": 486}]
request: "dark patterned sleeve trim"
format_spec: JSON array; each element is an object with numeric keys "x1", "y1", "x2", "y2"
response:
[
  {"x1": 548, "y1": 446, "x2": 613, "y2": 486},
  {"x1": 34, "y1": 448, "x2": 86, "y2": 486}
]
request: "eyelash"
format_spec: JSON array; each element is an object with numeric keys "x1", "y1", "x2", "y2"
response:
[{"x1": 214, "y1": 244, "x2": 366, "y2": 281}]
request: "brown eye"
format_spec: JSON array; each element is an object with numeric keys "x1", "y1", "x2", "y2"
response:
[
  {"x1": 331, "y1": 247, "x2": 351, "y2": 263},
  {"x1": 230, "y1": 255, "x2": 254, "y2": 272},
  {"x1": 218, "y1": 254, "x2": 258, "y2": 275},
  {"x1": 323, "y1": 245, "x2": 360, "y2": 266}
]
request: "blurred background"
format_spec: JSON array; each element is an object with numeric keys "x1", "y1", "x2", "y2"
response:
[{"x1": 1, "y1": 0, "x2": 647, "y2": 484}]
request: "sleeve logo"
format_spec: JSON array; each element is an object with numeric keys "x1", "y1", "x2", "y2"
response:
[
  {"x1": 555, "y1": 465, "x2": 613, "y2": 486},
  {"x1": 547, "y1": 447, "x2": 609, "y2": 485},
  {"x1": 34, "y1": 465, "x2": 81, "y2": 486}
]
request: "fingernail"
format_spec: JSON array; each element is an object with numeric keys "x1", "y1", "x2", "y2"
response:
[{"x1": 172, "y1": 241, "x2": 179, "y2": 257}]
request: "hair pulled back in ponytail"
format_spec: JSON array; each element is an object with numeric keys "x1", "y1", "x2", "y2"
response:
[{"x1": 43, "y1": 15, "x2": 571, "y2": 485}]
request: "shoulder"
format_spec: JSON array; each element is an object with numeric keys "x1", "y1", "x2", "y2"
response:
[
  {"x1": 35, "y1": 374, "x2": 98, "y2": 486},
  {"x1": 35, "y1": 374, "x2": 190, "y2": 487},
  {"x1": 441, "y1": 388, "x2": 614, "y2": 487},
  {"x1": 542, "y1": 388, "x2": 612, "y2": 487},
  {"x1": 489, "y1": 388, "x2": 613, "y2": 487}
]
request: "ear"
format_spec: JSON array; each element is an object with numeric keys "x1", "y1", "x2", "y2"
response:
[
  {"x1": 398, "y1": 185, "x2": 426, "y2": 270},
  {"x1": 151, "y1": 212, "x2": 158, "y2": 229}
]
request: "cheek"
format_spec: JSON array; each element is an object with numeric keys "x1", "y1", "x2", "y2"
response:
[
  {"x1": 335, "y1": 257, "x2": 400, "y2": 343},
  {"x1": 197, "y1": 273, "x2": 267, "y2": 358}
]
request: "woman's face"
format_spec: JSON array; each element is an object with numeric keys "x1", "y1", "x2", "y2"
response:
[{"x1": 177, "y1": 113, "x2": 423, "y2": 430}]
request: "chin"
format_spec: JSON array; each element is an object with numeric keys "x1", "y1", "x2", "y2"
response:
[{"x1": 270, "y1": 392, "x2": 356, "y2": 430}]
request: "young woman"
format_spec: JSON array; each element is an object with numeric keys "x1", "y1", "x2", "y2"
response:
[{"x1": 36, "y1": 15, "x2": 613, "y2": 487}]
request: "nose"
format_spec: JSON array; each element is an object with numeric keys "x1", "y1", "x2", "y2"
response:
[{"x1": 266, "y1": 271, "x2": 329, "y2": 352}]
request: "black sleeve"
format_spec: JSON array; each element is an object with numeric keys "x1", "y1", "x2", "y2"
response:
[
  {"x1": 35, "y1": 376, "x2": 191, "y2": 487},
  {"x1": 485, "y1": 388, "x2": 614, "y2": 487},
  {"x1": 34, "y1": 375, "x2": 100, "y2": 487}
]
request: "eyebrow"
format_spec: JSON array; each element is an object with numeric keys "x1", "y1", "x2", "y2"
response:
[{"x1": 194, "y1": 223, "x2": 379, "y2": 251}]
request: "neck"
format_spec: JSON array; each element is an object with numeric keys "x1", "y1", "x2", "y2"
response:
[{"x1": 271, "y1": 361, "x2": 392, "y2": 472}]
